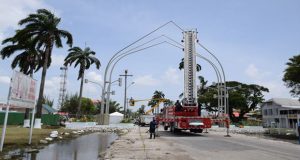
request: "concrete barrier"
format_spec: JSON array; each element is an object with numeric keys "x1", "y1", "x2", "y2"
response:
[{"x1": 66, "y1": 122, "x2": 97, "y2": 129}]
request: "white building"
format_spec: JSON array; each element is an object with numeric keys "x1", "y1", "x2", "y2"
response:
[{"x1": 261, "y1": 98, "x2": 300, "y2": 129}]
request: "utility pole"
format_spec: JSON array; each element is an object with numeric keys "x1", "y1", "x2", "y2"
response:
[{"x1": 120, "y1": 70, "x2": 133, "y2": 118}]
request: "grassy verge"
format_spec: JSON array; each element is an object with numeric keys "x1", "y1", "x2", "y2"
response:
[{"x1": 0, "y1": 125, "x2": 72, "y2": 154}]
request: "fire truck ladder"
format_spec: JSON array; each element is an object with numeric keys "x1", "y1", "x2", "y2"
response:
[{"x1": 183, "y1": 31, "x2": 197, "y2": 106}]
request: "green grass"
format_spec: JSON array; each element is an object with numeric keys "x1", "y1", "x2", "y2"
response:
[{"x1": 0, "y1": 126, "x2": 71, "y2": 145}]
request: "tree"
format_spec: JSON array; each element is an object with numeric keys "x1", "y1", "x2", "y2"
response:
[
  {"x1": 61, "y1": 94, "x2": 79, "y2": 114},
  {"x1": 5, "y1": 9, "x2": 73, "y2": 119},
  {"x1": 198, "y1": 87, "x2": 219, "y2": 116},
  {"x1": 200, "y1": 81, "x2": 269, "y2": 122},
  {"x1": 148, "y1": 90, "x2": 165, "y2": 107},
  {"x1": 42, "y1": 95, "x2": 54, "y2": 107},
  {"x1": 94, "y1": 99, "x2": 122, "y2": 114},
  {"x1": 178, "y1": 58, "x2": 201, "y2": 71},
  {"x1": 109, "y1": 100, "x2": 121, "y2": 113},
  {"x1": 137, "y1": 105, "x2": 145, "y2": 115},
  {"x1": 283, "y1": 54, "x2": 300, "y2": 100},
  {"x1": 1, "y1": 36, "x2": 42, "y2": 123},
  {"x1": 148, "y1": 90, "x2": 165, "y2": 113},
  {"x1": 61, "y1": 94, "x2": 96, "y2": 115},
  {"x1": 163, "y1": 99, "x2": 173, "y2": 107},
  {"x1": 1, "y1": 37, "x2": 42, "y2": 75},
  {"x1": 64, "y1": 46, "x2": 100, "y2": 117},
  {"x1": 81, "y1": 97, "x2": 96, "y2": 115}
]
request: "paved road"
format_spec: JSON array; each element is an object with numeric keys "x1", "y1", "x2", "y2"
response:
[{"x1": 158, "y1": 130, "x2": 300, "y2": 160}]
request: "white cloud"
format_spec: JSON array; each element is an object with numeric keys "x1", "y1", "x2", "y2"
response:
[
  {"x1": 243, "y1": 64, "x2": 293, "y2": 99},
  {"x1": 44, "y1": 76, "x2": 61, "y2": 100},
  {"x1": 0, "y1": 76, "x2": 10, "y2": 84},
  {"x1": 82, "y1": 71, "x2": 103, "y2": 99},
  {"x1": 84, "y1": 84, "x2": 101, "y2": 97},
  {"x1": 245, "y1": 64, "x2": 271, "y2": 80},
  {"x1": 51, "y1": 54, "x2": 65, "y2": 67},
  {"x1": 85, "y1": 71, "x2": 103, "y2": 84},
  {"x1": 162, "y1": 67, "x2": 180, "y2": 85},
  {"x1": 245, "y1": 64, "x2": 260, "y2": 79},
  {"x1": 0, "y1": 0, "x2": 55, "y2": 41},
  {"x1": 134, "y1": 75, "x2": 160, "y2": 86},
  {"x1": 259, "y1": 80, "x2": 291, "y2": 99}
]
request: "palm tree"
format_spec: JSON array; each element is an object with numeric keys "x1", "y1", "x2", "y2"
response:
[
  {"x1": 148, "y1": 90, "x2": 165, "y2": 113},
  {"x1": 10, "y1": 9, "x2": 73, "y2": 121},
  {"x1": 178, "y1": 58, "x2": 201, "y2": 71},
  {"x1": 197, "y1": 76, "x2": 208, "y2": 94},
  {"x1": 283, "y1": 54, "x2": 300, "y2": 99},
  {"x1": 1, "y1": 36, "x2": 41, "y2": 75},
  {"x1": 109, "y1": 100, "x2": 121, "y2": 113},
  {"x1": 163, "y1": 99, "x2": 173, "y2": 107},
  {"x1": 64, "y1": 46, "x2": 100, "y2": 117}
]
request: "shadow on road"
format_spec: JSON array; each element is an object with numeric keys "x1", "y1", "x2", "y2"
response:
[{"x1": 157, "y1": 130, "x2": 209, "y2": 137}]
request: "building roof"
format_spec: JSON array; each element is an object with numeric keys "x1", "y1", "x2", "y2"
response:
[
  {"x1": 263, "y1": 98, "x2": 300, "y2": 109},
  {"x1": 43, "y1": 104, "x2": 57, "y2": 113}
]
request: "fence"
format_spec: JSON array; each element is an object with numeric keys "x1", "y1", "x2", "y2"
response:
[
  {"x1": 267, "y1": 128, "x2": 298, "y2": 136},
  {"x1": 0, "y1": 112, "x2": 61, "y2": 126},
  {"x1": 0, "y1": 112, "x2": 24, "y2": 125}
]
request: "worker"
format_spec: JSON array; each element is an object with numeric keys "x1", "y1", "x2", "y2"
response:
[
  {"x1": 298, "y1": 123, "x2": 300, "y2": 144},
  {"x1": 149, "y1": 118, "x2": 157, "y2": 139},
  {"x1": 175, "y1": 100, "x2": 183, "y2": 112}
]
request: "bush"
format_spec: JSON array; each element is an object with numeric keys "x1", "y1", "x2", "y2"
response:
[
  {"x1": 233, "y1": 119, "x2": 262, "y2": 126},
  {"x1": 121, "y1": 118, "x2": 131, "y2": 123},
  {"x1": 78, "y1": 115, "x2": 95, "y2": 122}
]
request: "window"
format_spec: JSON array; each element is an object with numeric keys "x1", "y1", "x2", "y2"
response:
[
  {"x1": 280, "y1": 110, "x2": 287, "y2": 115},
  {"x1": 275, "y1": 108, "x2": 278, "y2": 115},
  {"x1": 263, "y1": 109, "x2": 267, "y2": 116},
  {"x1": 269, "y1": 109, "x2": 273, "y2": 115}
]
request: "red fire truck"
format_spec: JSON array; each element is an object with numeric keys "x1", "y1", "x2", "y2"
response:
[
  {"x1": 156, "y1": 30, "x2": 213, "y2": 133},
  {"x1": 157, "y1": 105, "x2": 212, "y2": 133}
]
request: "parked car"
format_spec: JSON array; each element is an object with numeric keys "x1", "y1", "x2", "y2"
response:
[{"x1": 139, "y1": 115, "x2": 155, "y2": 126}]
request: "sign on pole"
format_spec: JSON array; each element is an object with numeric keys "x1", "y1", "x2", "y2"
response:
[
  {"x1": 9, "y1": 71, "x2": 36, "y2": 108},
  {"x1": 0, "y1": 71, "x2": 37, "y2": 151}
]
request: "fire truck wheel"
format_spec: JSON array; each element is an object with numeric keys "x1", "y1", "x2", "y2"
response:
[
  {"x1": 170, "y1": 125, "x2": 174, "y2": 132},
  {"x1": 190, "y1": 129, "x2": 203, "y2": 133},
  {"x1": 173, "y1": 128, "x2": 180, "y2": 133}
]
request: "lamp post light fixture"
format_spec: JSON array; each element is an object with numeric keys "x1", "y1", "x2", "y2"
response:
[
  {"x1": 127, "y1": 82, "x2": 135, "y2": 89},
  {"x1": 84, "y1": 79, "x2": 104, "y2": 89}
]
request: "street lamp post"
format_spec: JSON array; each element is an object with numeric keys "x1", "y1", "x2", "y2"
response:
[
  {"x1": 84, "y1": 79, "x2": 103, "y2": 124},
  {"x1": 127, "y1": 82, "x2": 135, "y2": 89},
  {"x1": 196, "y1": 42, "x2": 229, "y2": 137},
  {"x1": 196, "y1": 54, "x2": 223, "y2": 115}
]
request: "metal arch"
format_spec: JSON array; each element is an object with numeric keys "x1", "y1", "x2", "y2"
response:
[
  {"x1": 195, "y1": 53, "x2": 223, "y2": 115},
  {"x1": 104, "y1": 41, "x2": 168, "y2": 114},
  {"x1": 100, "y1": 21, "x2": 185, "y2": 117},
  {"x1": 196, "y1": 42, "x2": 228, "y2": 115}
]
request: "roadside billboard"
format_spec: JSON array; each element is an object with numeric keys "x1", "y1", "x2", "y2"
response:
[
  {"x1": 9, "y1": 71, "x2": 37, "y2": 108},
  {"x1": 0, "y1": 71, "x2": 37, "y2": 151}
]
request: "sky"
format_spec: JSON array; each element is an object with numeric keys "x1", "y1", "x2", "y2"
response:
[{"x1": 0, "y1": 0, "x2": 299, "y2": 110}]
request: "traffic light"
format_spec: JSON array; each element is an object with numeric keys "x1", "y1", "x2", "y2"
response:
[
  {"x1": 129, "y1": 98, "x2": 135, "y2": 106},
  {"x1": 118, "y1": 77, "x2": 122, "y2": 87}
]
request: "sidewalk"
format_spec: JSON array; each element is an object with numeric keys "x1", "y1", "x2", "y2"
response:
[{"x1": 104, "y1": 126, "x2": 193, "y2": 160}]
